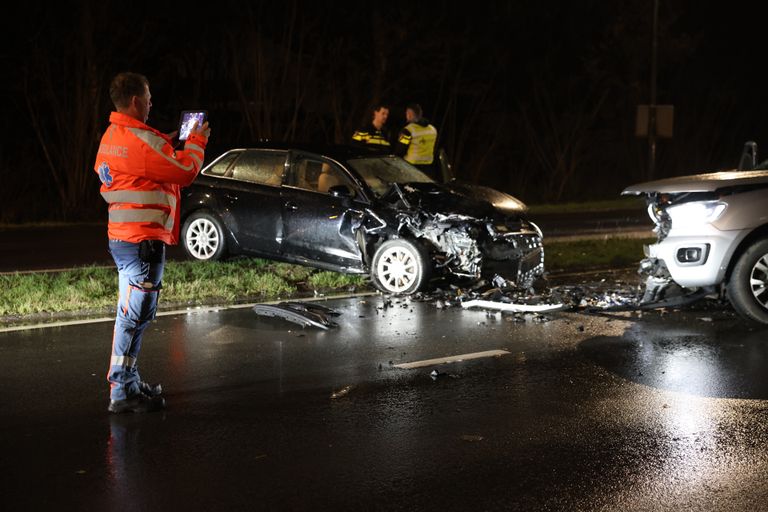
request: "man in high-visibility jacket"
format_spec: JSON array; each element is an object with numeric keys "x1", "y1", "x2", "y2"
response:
[
  {"x1": 94, "y1": 72, "x2": 210, "y2": 413},
  {"x1": 395, "y1": 103, "x2": 439, "y2": 180},
  {"x1": 351, "y1": 103, "x2": 391, "y2": 148}
]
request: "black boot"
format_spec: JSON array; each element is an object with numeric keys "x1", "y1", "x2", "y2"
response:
[{"x1": 108, "y1": 392, "x2": 166, "y2": 413}]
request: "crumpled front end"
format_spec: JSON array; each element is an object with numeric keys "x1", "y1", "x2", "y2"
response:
[
  {"x1": 636, "y1": 192, "x2": 727, "y2": 306},
  {"x1": 396, "y1": 209, "x2": 545, "y2": 288},
  {"x1": 479, "y1": 223, "x2": 545, "y2": 288}
]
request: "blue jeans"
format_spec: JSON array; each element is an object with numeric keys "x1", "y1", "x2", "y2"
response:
[{"x1": 107, "y1": 240, "x2": 165, "y2": 401}]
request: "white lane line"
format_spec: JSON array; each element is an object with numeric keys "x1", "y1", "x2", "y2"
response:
[
  {"x1": 0, "y1": 291, "x2": 380, "y2": 333},
  {"x1": 394, "y1": 349, "x2": 510, "y2": 369}
]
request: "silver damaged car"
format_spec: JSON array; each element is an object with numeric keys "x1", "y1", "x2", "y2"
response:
[{"x1": 623, "y1": 169, "x2": 768, "y2": 324}]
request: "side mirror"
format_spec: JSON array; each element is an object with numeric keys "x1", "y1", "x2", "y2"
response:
[
  {"x1": 437, "y1": 148, "x2": 454, "y2": 183},
  {"x1": 738, "y1": 141, "x2": 758, "y2": 171}
]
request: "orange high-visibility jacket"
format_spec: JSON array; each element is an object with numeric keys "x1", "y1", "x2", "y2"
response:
[{"x1": 94, "y1": 112, "x2": 208, "y2": 244}]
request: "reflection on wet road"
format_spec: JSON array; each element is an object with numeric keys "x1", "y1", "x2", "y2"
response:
[
  {"x1": 581, "y1": 312, "x2": 768, "y2": 399},
  {"x1": 1, "y1": 295, "x2": 767, "y2": 510}
]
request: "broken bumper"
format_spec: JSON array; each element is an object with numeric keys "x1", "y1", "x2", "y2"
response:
[
  {"x1": 480, "y1": 233, "x2": 544, "y2": 287},
  {"x1": 644, "y1": 228, "x2": 746, "y2": 288}
]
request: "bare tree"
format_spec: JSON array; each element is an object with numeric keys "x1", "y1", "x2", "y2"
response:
[
  {"x1": 22, "y1": 8, "x2": 113, "y2": 220},
  {"x1": 223, "y1": 1, "x2": 335, "y2": 143},
  {"x1": 517, "y1": 80, "x2": 607, "y2": 202}
]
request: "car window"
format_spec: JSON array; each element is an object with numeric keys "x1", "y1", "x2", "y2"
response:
[
  {"x1": 230, "y1": 151, "x2": 286, "y2": 187},
  {"x1": 289, "y1": 158, "x2": 356, "y2": 197},
  {"x1": 347, "y1": 156, "x2": 433, "y2": 197},
  {"x1": 203, "y1": 152, "x2": 240, "y2": 177}
]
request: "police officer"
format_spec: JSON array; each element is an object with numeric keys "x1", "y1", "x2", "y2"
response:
[
  {"x1": 351, "y1": 103, "x2": 391, "y2": 148},
  {"x1": 94, "y1": 72, "x2": 210, "y2": 413},
  {"x1": 395, "y1": 103, "x2": 439, "y2": 180}
]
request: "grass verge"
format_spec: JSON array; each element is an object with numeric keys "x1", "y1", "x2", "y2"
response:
[
  {"x1": 528, "y1": 197, "x2": 645, "y2": 214},
  {"x1": 544, "y1": 237, "x2": 653, "y2": 272},
  {"x1": 0, "y1": 237, "x2": 654, "y2": 322},
  {"x1": 0, "y1": 259, "x2": 366, "y2": 321}
]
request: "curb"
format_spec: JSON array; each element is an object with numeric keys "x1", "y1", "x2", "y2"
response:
[{"x1": 0, "y1": 291, "x2": 381, "y2": 333}]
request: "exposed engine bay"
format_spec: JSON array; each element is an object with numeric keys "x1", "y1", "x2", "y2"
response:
[{"x1": 373, "y1": 183, "x2": 545, "y2": 289}]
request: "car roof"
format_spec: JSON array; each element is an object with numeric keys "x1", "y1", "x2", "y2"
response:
[
  {"x1": 622, "y1": 169, "x2": 768, "y2": 194},
  {"x1": 207, "y1": 142, "x2": 393, "y2": 163}
]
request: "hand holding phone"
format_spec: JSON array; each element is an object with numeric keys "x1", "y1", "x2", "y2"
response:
[{"x1": 178, "y1": 110, "x2": 208, "y2": 141}]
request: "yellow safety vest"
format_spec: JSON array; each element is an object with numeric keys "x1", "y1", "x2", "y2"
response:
[{"x1": 401, "y1": 122, "x2": 437, "y2": 165}]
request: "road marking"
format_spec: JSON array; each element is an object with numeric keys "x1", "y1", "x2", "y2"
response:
[
  {"x1": 0, "y1": 291, "x2": 380, "y2": 333},
  {"x1": 394, "y1": 350, "x2": 510, "y2": 369}
]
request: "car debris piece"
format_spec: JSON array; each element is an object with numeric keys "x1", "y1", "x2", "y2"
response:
[
  {"x1": 460, "y1": 299, "x2": 563, "y2": 312},
  {"x1": 430, "y1": 370, "x2": 460, "y2": 380},
  {"x1": 281, "y1": 301, "x2": 341, "y2": 317},
  {"x1": 330, "y1": 385, "x2": 355, "y2": 399},
  {"x1": 252, "y1": 302, "x2": 340, "y2": 329}
]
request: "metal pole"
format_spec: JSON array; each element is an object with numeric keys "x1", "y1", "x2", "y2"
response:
[{"x1": 647, "y1": 0, "x2": 659, "y2": 180}]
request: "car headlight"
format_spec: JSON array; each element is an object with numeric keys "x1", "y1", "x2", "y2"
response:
[{"x1": 666, "y1": 200, "x2": 727, "y2": 228}]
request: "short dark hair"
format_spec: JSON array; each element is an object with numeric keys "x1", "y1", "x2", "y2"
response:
[
  {"x1": 109, "y1": 72, "x2": 149, "y2": 109},
  {"x1": 372, "y1": 103, "x2": 389, "y2": 113},
  {"x1": 406, "y1": 103, "x2": 423, "y2": 118}
]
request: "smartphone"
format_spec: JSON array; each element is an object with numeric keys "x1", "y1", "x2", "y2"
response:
[{"x1": 178, "y1": 110, "x2": 207, "y2": 141}]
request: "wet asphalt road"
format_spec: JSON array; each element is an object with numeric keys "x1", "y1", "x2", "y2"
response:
[{"x1": 2, "y1": 288, "x2": 768, "y2": 511}]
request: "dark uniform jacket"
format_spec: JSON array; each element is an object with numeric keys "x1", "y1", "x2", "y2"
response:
[{"x1": 351, "y1": 123, "x2": 391, "y2": 148}]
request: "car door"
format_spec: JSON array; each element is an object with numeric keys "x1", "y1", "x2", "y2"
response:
[
  {"x1": 216, "y1": 149, "x2": 286, "y2": 257},
  {"x1": 280, "y1": 152, "x2": 366, "y2": 270}
]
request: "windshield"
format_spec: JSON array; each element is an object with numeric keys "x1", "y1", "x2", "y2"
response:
[{"x1": 347, "y1": 156, "x2": 434, "y2": 197}]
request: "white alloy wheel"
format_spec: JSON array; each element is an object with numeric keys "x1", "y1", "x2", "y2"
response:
[
  {"x1": 371, "y1": 239, "x2": 429, "y2": 294},
  {"x1": 183, "y1": 213, "x2": 226, "y2": 261}
]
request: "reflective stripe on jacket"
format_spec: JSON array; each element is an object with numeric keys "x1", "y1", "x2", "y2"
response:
[
  {"x1": 351, "y1": 124, "x2": 391, "y2": 147},
  {"x1": 94, "y1": 112, "x2": 208, "y2": 244},
  {"x1": 400, "y1": 122, "x2": 437, "y2": 165}
]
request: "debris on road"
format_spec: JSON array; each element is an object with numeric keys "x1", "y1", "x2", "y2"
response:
[
  {"x1": 460, "y1": 299, "x2": 563, "y2": 313},
  {"x1": 430, "y1": 369, "x2": 460, "y2": 380},
  {"x1": 401, "y1": 269, "x2": 730, "y2": 319},
  {"x1": 330, "y1": 385, "x2": 355, "y2": 399},
  {"x1": 253, "y1": 301, "x2": 340, "y2": 329}
]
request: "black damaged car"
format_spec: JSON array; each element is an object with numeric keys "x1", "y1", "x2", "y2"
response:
[{"x1": 179, "y1": 144, "x2": 544, "y2": 294}]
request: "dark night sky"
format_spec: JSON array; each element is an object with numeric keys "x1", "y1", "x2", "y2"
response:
[{"x1": 3, "y1": 0, "x2": 768, "y2": 221}]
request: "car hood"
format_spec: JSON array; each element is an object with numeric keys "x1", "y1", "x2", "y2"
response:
[
  {"x1": 622, "y1": 169, "x2": 768, "y2": 194},
  {"x1": 388, "y1": 182, "x2": 506, "y2": 219},
  {"x1": 444, "y1": 181, "x2": 528, "y2": 214}
]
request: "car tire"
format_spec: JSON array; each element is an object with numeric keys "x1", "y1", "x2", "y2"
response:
[
  {"x1": 371, "y1": 238, "x2": 430, "y2": 295},
  {"x1": 727, "y1": 238, "x2": 768, "y2": 324},
  {"x1": 182, "y1": 212, "x2": 228, "y2": 261}
]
